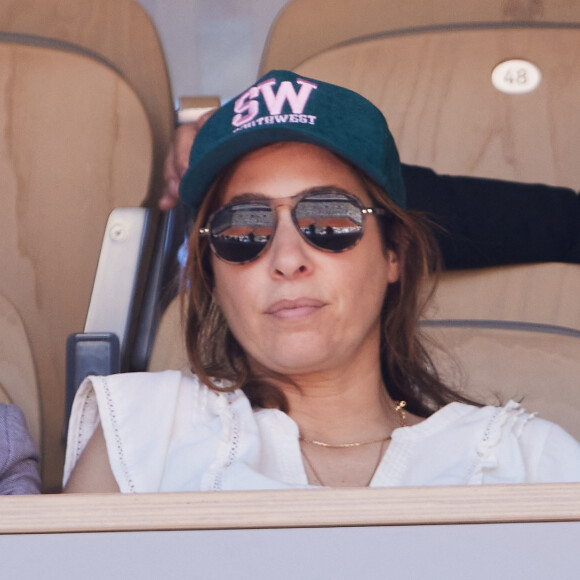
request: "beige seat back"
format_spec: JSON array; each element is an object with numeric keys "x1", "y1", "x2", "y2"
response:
[
  {"x1": 430, "y1": 263, "x2": 580, "y2": 331},
  {"x1": 261, "y1": 0, "x2": 580, "y2": 189},
  {"x1": 0, "y1": 0, "x2": 174, "y2": 491},
  {"x1": 1, "y1": 0, "x2": 173, "y2": 204},
  {"x1": 425, "y1": 263, "x2": 580, "y2": 437},
  {"x1": 423, "y1": 321, "x2": 580, "y2": 441},
  {"x1": 149, "y1": 297, "x2": 188, "y2": 373},
  {"x1": 0, "y1": 38, "x2": 156, "y2": 491}
]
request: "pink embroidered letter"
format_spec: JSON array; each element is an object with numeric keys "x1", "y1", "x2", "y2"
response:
[
  {"x1": 258, "y1": 78, "x2": 317, "y2": 115},
  {"x1": 232, "y1": 86, "x2": 261, "y2": 127}
]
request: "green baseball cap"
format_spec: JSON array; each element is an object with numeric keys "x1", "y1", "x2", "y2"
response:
[{"x1": 179, "y1": 70, "x2": 406, "y2": 212}]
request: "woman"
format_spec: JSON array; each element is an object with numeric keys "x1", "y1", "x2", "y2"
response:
[{"x1": 64, "y1": 70, "x2": 580, "y2": 493}]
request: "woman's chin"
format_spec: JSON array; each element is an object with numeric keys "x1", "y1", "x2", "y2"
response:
[{"x1": 252, "y1": 342, "x2": 341, "y2": 377}]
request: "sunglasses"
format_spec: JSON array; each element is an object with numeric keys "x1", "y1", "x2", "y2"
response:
[{"x1": 200, "y1": 187, "x2": 386, "y2": 264}]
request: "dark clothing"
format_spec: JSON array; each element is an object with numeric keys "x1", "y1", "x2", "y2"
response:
[{"x1": 403, "y1": 164, "x2": 580, "y2": 269}]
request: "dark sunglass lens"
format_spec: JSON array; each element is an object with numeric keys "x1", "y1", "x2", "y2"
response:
[
  {"x1": 209, "y1": 203, "x2": 274, "y2": 262},
  {"x1": 295, "y1": 194, "x2": 364, "y2": 251}
]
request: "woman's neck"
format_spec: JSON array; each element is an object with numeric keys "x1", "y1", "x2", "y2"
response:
[
  {"x1": 281, "y1": 366, "x2": 401, "y2": 445},
  {"x1": 282, "y1": 370, "x2": 408, "y2": 488}
]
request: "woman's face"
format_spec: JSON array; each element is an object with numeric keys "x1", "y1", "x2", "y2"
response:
[{"x1": 211, "y1": 142, "x2": 399, "y2": 378}]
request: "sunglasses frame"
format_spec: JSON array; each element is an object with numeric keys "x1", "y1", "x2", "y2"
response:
[{"x1": 199, "y1": 187, "x2": 386, "y2": 265}]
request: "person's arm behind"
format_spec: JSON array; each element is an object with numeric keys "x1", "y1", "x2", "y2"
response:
[
  {"x1": 159, "y1": 112, "x2": 214, "y2": 211},
  {"x1": 403, "y1": 164, "x2": 580, "y2": 269}
]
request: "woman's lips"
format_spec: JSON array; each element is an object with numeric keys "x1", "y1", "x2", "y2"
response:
[{"x1": 265, "y1": 298, "x2": 326, "y2": 320}]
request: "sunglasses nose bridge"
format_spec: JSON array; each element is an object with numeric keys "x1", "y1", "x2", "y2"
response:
[
  {"x1": 269, "y1": 193, "x2": 300, "y2": 212},
  {"x1": 267, "y1": 194, "x2": 301, "y2": 235},
  {"x1": 269, "y1": 202, "x2": 300, "y2": 245},
  {"x1": 265, "y1": 210, "x2": 315, "y2": 278}
]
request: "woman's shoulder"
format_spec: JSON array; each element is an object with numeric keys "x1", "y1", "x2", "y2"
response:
[
  {"x1": 87, "y1": 369, "x2": 201, "y2": 391},
  {"x1": 82, "y1": 369, "x2": 232, "y2": 404},
  {"x1": 403, "y1": 400, "x2": 580, "y2": 484},
  {"x1": 410, "y1": 399, "x2": 571, "y2": 452},
  {"x1": 440, "y1": 399, "x2": 573, "y2": 440},
  {"x1": 75, "y1": 370, "x2": 246, "y2": 427},
  {"x1": 412, "y1": 400, "x2": 536, "y2": 434},
  {"x1": 65, "y1": 371, "x2": 247, "y2": 492}
]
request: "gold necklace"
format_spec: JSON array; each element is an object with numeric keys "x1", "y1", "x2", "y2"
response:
[
  {"x1": 298, "y1": 400, "x2": 407, "y2": 487},
  {"x1": 299, "y1": 400, "x2": 407, "y2": 448},
  {"x1": 301, "y1": 437, "x2": 388, "y2": 487}
]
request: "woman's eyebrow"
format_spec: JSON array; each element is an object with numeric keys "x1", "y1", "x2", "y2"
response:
[
  {"x1": 226, "y1": 186, "x2": 353, "y2": 205},
  {"x1": 299, "y1": 185, "x2": 352, "y2": 196},
  {"x1": 226, "y1": 192, "x2": 270, "y2": 203}
]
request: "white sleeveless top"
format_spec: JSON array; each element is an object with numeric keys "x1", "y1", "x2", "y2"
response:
[{"x1": 63, "y1": 370, "x2": 580, "y2": 492}]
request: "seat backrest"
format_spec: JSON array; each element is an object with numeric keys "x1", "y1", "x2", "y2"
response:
[
  {"x1": 148, "y1": 296, "x2": 188, "y2": 373},
  {"x1": 424, "y1": 263, "x2": 580, "y2": 431},
  {"x1": 429, "y1": 263, "x2": 580, "y2": 331},
  {"x1": 0, "y1": 0, "x2": 174, "y2": 490},
  {"x1": 260, "y1": 0, "x2": 580, "y2": 190},
  {"x1": 422, "y1": 320, "x2": 580, "y2": 441},
  {"x1": 1, "y1": 0, "x2": 174, "y2": 204}
]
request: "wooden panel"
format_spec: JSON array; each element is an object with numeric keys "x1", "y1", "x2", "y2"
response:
[
  {"x1": 261, "y1": 0, "x2": 580, "y2": 74},
  {"x1": 2, "y1": 484, "x2": 580, "y2": 533},
  {"x1": 2, "y1": 486, "x2": 580, "y2": 578},
  {"x1": 0, "y1": 0, "x2": 173, "y2": 204},
  {"x1": 294, "y1": 28, "x2": 580, "y2": 188},
  {"x1": 0, "y1": 42, "x2": 153, "y2": 490}
]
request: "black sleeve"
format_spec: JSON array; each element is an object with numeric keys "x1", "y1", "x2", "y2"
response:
[{"x1": 402, "y1": 164, "x2": 580, "y2": 270}]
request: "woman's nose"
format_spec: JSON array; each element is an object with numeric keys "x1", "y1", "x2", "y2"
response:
[{"x1": 267, "y1": 209, "x2": 312, "y2": 279}]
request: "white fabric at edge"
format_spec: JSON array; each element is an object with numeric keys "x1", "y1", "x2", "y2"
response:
[{"x1": 63, "y1": 370, "x2": 580, "y2": 492}]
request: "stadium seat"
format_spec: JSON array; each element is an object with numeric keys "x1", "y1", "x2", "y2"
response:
[
  {"x1": 0, "y1": 0, "x2": 174, "y2": 491},
  {"x1": 261, "y1": 0, "x2": 580, "y2": 189}
]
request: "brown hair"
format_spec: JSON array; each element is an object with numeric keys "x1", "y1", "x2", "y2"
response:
[{"x1": 180, "y1": 153, "x2": 477, "y2": 418}]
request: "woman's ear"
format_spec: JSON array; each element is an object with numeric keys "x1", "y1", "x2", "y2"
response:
[
  {"x1": 384, "y1": 221, "x2": 409, "y2": 283},
  {"x1": 211, "y1": 283, "x2": 221, "y2": 306},
  {"x1": 385, "y1": 250, "x2": 400, "y2": 283}
]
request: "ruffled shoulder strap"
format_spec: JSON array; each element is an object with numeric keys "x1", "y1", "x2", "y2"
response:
[{"x1": 469, "y1": 401, "x2": 537, "y2": 483}]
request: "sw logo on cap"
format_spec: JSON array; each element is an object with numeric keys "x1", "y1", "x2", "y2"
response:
[
  {"x1": 181, "y1": 70, "x2": 407, "y2": 211},
  {"x1": 232, "y1": 77, "x2": 318, "y2": 132}
]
